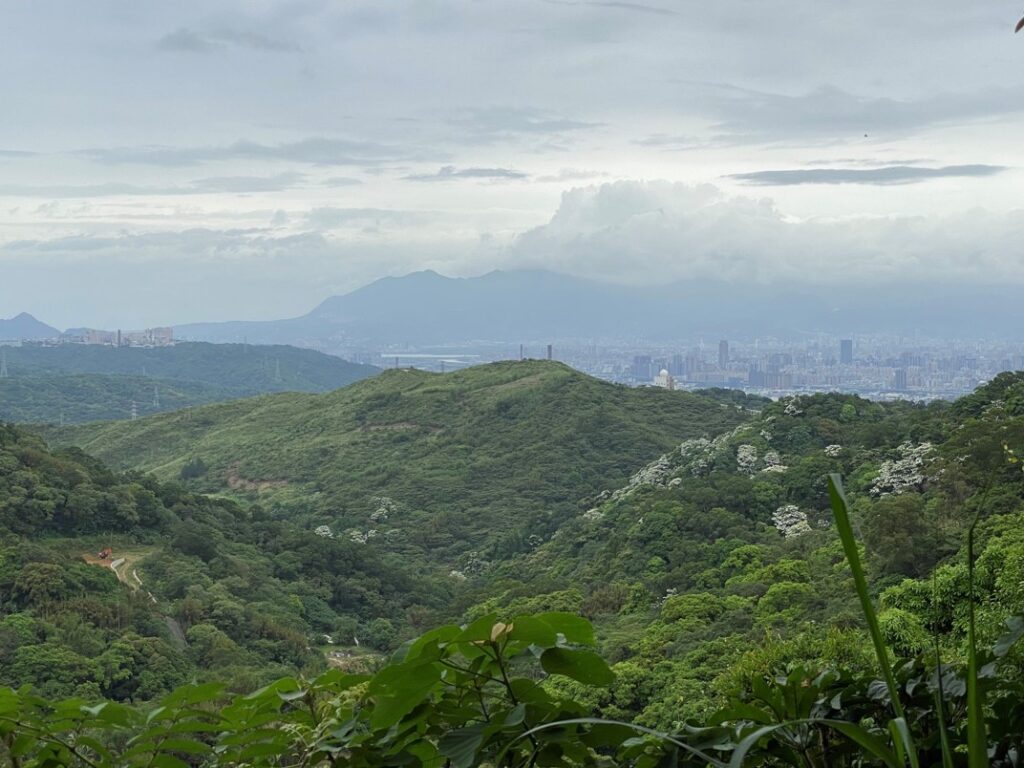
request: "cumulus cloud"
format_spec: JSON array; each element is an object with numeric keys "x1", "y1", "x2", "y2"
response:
[
  {"x1": 403, "y1": 166, "x2": 528, "y2": 182},
  {"x1": 504, "y1": 180, "x2": 1024, "y2": 284},
  {"x1": 728, "y1": 164, "x2": 1007, "y2": 186}
]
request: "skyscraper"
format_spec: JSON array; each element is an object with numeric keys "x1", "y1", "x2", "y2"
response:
[
  {"x1": 894, "y1": 368, "x2": 908, "y2": 391},
  {"x1": 632, "y1": 355, "x2": 652, "y2": 382},
  {"x1": 718, "y1": 340, "x2": 729, "y2": 370},
  {"x1": 840, "y1": 339, "x2": 854, "y2": 365}
]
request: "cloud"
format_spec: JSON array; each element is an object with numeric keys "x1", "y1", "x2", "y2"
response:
[
  {"x1": 446, "y1": 107, "x2": 599, "y2": 144},
  {"x1": 157, "y1": 27, "x2": 300, "y2": 53},
  {"x1": 542, "y1": 0, "x2": 678, "y2": 16},
  {"x1": 504, "y1": 180, "x2": 1024, "y2": 284},
  {"x1": 77, "y1": 137, "x2": 432, "y2": 167},
  {"x1": 728, "y1": 164, "x2": 1007, "y2": 186},
  {"x1": 686, "y1": 84, "x2": 1024, "y2": 145},
  {"x1": 403, "y1": 166, "x2": 528, "y2": 182},
  {"x1": 305, "y1": 207, "x2": 430, "y2": 229},
  {"x1": 536, "y1": 168, "x2": 608, "y2": 182},
  {"x1": 0, "y1": 174, "x2": 307, "y2": 197},
  {"x1": 189, "y1": 173, "x2": 306, "y2": 193},
  {"x1": 321, "y1": 176, "x2": 363, "y2": 187}
]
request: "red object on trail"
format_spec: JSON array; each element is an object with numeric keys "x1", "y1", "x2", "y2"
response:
[{"x1": 98, "y1": 547, "x2": 112, "y2": 559}]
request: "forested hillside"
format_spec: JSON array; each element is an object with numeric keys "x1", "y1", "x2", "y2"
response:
[
  {"x1": 6, "y1": 369, "x2": 1024, "y2": 765},
  {"x1": 0, "y1": 424, "x2": 439, "y2": 700},
  {"x1": 0, "y1": 342, "x2": 379, "y2": 424},
  {"x1": 49, "y1": 361, "x2": 756, "y2": 567}
]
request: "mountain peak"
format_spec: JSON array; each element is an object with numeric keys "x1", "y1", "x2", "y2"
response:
[{"x1": 0, "y1": 312, "x2": 60, "y2": 340}]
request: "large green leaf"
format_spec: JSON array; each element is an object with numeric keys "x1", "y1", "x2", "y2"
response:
[{"x1": 540, "y1": 648, "x2": 613, "y2": 686}]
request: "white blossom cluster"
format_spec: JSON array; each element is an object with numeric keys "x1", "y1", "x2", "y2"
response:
[
  {"x1": 736, "y1": 444, "x2": 758, "y2": 475},
  {"x1": 448, "y1": 569, "x2": 468, "y2": 581},
  {"x1": 314, "y1": 525, "x2": 333, "y2": 538},
  {"x1": 782, "y1": 397, "x2": 805, "y2": 416},
  {"x1": 347, "y1": 528, "x2": 380, "y2": 544},
  {"x1": 611, "y1": 453, "x2": 676, "y2": 499},
  {"x1": 582, "y1": 507, "x2": 605, "y2": 521},
  {"x1": 370, "y1": 496, "x2": 399, "y2": 522},
  {"x1": 870, "y1": 442, "x2": 934, "y2": 496},
  {"x1": 772, "y1": 504, "x2": 811, "y2": 538},
  {"x1": 761, "y1": 450, "x2": 788, "y2": 473},
  {"x1": 824, "y1": 444, "x2": 843, "y2": 458}
]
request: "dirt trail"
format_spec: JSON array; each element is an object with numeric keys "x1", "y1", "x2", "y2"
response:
[{"x1": 84, "y1": 547, "x2": 186, "y2": 648}]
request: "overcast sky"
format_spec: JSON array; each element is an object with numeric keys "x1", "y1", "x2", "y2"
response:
[{"x1": 2, "y1": 0, "x2": 1023, "y2": 328}]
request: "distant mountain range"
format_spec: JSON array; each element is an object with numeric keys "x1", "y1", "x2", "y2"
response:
[
  {"x1": 8, "y1": 271, "x2": 1024, "y2": 350},
  {"x1": 0, "y1": 312, "x2": 60, "y2": 341},
  {"x1": 175, "y1": 270, "x2": 1024, "y2": 347}
]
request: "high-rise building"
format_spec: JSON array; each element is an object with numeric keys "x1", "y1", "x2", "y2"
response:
[
  {"x1": 718, "y1": 340, "x2": 729, "y2": 370},
  {"x1": 631, "y1": 355, "x2": 652, "y2": 382},
  {"x1": 840, "y1": 339, "x2": 854, "y2": 365},
  {"x1": 893, "y1": 368, "x2": 908, "y2": 391},
  {"x1": 670, "y1": 353, "x2": 684, "y2": 376}
]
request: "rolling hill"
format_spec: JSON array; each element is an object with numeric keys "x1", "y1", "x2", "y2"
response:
[
  {"x1": 47, "y1": 360, "x2": 756, "y2": 566},
  {"x1": 0, "y1": 341, "x2": 380, "y2": 424}
]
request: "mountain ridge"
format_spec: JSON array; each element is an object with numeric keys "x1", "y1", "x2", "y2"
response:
[{"x1": 174, "y1": 269, "x2": 1024, "y2": 348}]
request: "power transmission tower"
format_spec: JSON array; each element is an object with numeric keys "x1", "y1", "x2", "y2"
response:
[
  {"x1": 274, "y1": 358, "x2": 282, "y2": 382},
  {"x1": 153, "y1": 384, "x2": 160, "y2": 408},
  {"x1": 0, "y1": 348, "x2": 7, "y2": 378},
  {"x1": 130, "y1": 401, "x2": 138, "y2": 421}
]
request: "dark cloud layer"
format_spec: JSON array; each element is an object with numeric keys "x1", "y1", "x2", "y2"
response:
[
  {"x1": 403, "y1": 166, "x2": 528, "y2": 182},
  {"x1": 78, "y1": 138, "x2": 434, "y2": 168},
  {"x1": 729, "y1": 164, "x2": 1007, "y2": 186}
]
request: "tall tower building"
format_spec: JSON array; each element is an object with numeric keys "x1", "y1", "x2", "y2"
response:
[
  {"x1": 840, "y1": 339, "x2": 854, "y2": 365},
  {"x1": 718, "y1": 340, "x2": 729, "y2": 370}
]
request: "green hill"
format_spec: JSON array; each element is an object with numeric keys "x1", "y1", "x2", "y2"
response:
[
  {"x1": 48, "y1": 361, "x2": 755, "y2": 567},
  {"x1": 0, "y1": 342, "x2": 379, "y2": 424},
  {"x1": 0, "y1": 423, "x2": 430, "y2": 701}
]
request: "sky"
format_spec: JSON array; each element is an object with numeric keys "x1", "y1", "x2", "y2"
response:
[{"x1": 2, "y1": 0, "x2": 1023, "y2": 328}]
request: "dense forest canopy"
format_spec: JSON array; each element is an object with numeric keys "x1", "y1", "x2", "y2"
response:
[{"x1": 4, "y1": 365, "x2": 1024, "y2": 765}]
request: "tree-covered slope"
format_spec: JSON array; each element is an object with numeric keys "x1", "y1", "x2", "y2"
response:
[
  {"x1": 0, "y1": 341, "x2": 379, "y2": 424},
  {"x1": 459, "y1": 374, "x2": 1024, "y2": 728},
  {"x1": 0, "y1": 373, "x2": 234, "y2": 424},
  {"x1": 0, "y1": 422, "x2": 440, "y2": 701},
  {"x1": 48, "y1": 361, "x2": 755, "y2": 567}
]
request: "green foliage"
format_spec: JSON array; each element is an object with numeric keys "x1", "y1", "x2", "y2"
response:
[{"x1": 0, "y1": 341, "x2": 378, "y2": 424}]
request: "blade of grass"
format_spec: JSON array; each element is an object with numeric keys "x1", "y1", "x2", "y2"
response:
[
  {"x1": 826, "y1": 475, "x2": 905, "y2": 723},
  {"x1": 932, "y1": 573, "x2": 955, "y2": 768},
  {"x1": 965, "y1": 519, "x2": 988, "y2": 768}
]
